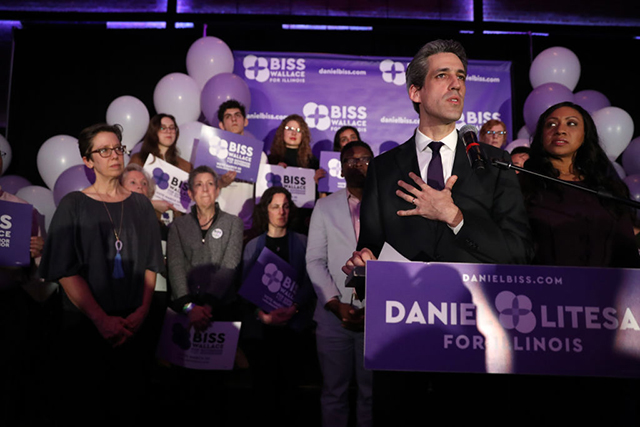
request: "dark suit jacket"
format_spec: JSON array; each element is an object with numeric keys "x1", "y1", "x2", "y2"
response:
[{"x1": 358, "y1": 133, "x2": 533, "y2": 269}]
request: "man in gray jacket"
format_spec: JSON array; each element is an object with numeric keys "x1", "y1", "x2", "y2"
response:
[{"x1": 306, "y1": 141, "x2": 374, "y2": 427}]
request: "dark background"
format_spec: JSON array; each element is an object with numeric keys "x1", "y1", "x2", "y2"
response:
[{"x1": 2, "y1": 6, "x2": 639, "y2": 186}]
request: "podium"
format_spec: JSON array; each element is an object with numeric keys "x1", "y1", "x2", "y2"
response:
[{"x1": 364, "y1": 260, "x2": 640, "y2": 378}]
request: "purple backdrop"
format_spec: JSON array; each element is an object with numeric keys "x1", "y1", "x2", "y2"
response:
[{"x1": 233, "y1": 51, "x2": 512, "y2": 156}]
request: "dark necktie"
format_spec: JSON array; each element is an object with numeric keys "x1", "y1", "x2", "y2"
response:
[{"x1": 427, "y1": 141, "x2": 445, "y2": 191}]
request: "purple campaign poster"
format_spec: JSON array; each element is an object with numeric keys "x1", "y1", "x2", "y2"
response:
[
  {"x1": 318, "y1": 151, "x2": 345, "y2": 193},
  {"x1": 156, "y1": 308, "x2": 241, "y2": 370},
  {"x1": 365, "y1": 260, "x2": 640, "y2": 378},
  {"x1": 192, "y1": 125, "x2": 265, "y2": 183},
  {"x1": 0, "y1": 200, "x2": 33, "y2": 267},
  {"x1": 239, "y1": 247, "x2": 300, "y2": 312},
  {"x1": 234, "y1": 51, "x2": 512, "y2": 156}
]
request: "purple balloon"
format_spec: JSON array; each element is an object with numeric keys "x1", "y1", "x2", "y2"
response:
[
  {"x1": 130, "y1": 141, "x2": 142, "y2": 156},
  {"x1": 200, "y1": 73, "x2": 251, "y2": 125},
  {"x1": 84, "y1": 165, "x2": 96, "y2": 185},
  {"x1": 53, "y1": 165, "x2": 91, "y2": 206},
  {"x1": 574, "y1": 90, "x2": 611, "y2": 115},
  {"x1": 0, "y1": 175, "x2": 31, "y2": 194},
  {"x1": 622, "y1": 137, "x2": 640, "y2": 176},
  {"x1": 523, "y1": 83, "x2": 575, "y2": 133},
  {"x1": 623, "y1": 174, "x2": 640, "y2": 202}
]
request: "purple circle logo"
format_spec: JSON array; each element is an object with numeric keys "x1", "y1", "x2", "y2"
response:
[
  {"x1": 262, "y1": 263, "x2": 284, "y2": 293},
  {"x1": 495, "y1": 291, "x2": 536, "y2": 334},
  {"x1": 265, "y1": 172, "x2": 282, "y2": 188},
  {"x1": 152, "y1": 167, "x2": 170, "y2": 190}
]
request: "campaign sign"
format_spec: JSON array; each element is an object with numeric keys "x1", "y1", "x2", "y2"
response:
[
  {"x1": 365, "y1": 261, "x2": 640, "y2": 378},
  {"x1": 255, "y1": 164, "x2": 316, "y2": 208},
  {"x1": 318, "y1": 151, "x2": 345, "y2": 193},
  {"x1": 192, "y1": 125, "x2": 264, "y2": 183},
  {"x1": 0, "y1": 200, "x2": 32, "y2": 267},
  {"x1": 143, "y1": 155, "x2": 191, "y2": 213},
  {"x1": 239, "y1": 247, "x2": 299, "y2": 313},
  {"x1": 156, "y1": 308, "x2": 241, "y2": 370}
]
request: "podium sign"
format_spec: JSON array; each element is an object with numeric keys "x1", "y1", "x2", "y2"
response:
[{"x1": 365, "y1": 261, "x2": 640, "y2": 378}]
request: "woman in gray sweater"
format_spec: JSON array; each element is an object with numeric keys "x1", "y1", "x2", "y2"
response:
[{"x1": 167, "y1": 165, "x2": 244, "y2": 328}]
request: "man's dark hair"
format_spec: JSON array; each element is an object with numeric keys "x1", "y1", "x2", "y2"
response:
[
  {"x1": 78, "y1": 123, "x2": 123, "y2": 159},
  {"x1": 217, "y1": 99, "x2": 247, "y2": 123},
  {"x1": 406, "y1": 39, "x2": 468, "y2": 114},
  {"x1": 340, "y1": 140, "x2": 374, "y2": 163}
]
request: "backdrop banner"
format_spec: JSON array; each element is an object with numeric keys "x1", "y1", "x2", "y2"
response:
[{"x1": 234, "y1": 52, "x2": 512, "y2": 156}]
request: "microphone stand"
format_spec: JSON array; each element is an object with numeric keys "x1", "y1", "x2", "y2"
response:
[{"x1": 492, "y1": 159, "x2": 640, "y2": 210}]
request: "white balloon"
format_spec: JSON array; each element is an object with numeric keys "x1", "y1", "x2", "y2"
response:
[
  {"x1": 516, "y1": 126, "x2": 530, "y2": 142},
  {"x1": 529, "y1": 46, "x2": 581, "y2": 91},
  {"x1": 186, "y1": 37, "x2": 235, "y2": 90},
  {"x1": 153, "y1": 73, "x2": 201, "y2": 126},
  {"x1": 504, "y1": 139, "x2": 530, "y2": 153},
  {"x1": 15, "y1": 185, "x2": 57, "y2": 232},
  {"x1": 106, "y1": 95, "x2": 150, "y2": 149},
  {"x1": 176, "y1": 121, "x2": 206, "y2": 163},
  {"x1": 0, "y1": 134, "x2": 11, "y2": 174},
  {"x1": 37, "y1": 135, "x2": 82, "y2": 190},
  {"x1": 593, "y1": 106, "x2": 635, "y2": 160}
]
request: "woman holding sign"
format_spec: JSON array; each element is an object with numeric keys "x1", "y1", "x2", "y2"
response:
[
  {"x1": 241, "y1": 186, "x2": 317, "y2": 426},
  {"x1": 268, "y1": 114, "x2": 323, "y2": 232},
  {"x1": 130, "y1": 114, "x2": 192, "y2": 217},
  {"x1": 39, "y1": 123, "x2": 163, "y2": 426}
]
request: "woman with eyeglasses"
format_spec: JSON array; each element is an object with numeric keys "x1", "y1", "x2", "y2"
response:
[
  {"x1": 39, "y1": 123, "x2": 163, "y2": 426},
  {"x1": 130, "y1": 113, "x2": 192, "y2": 217},
  {"x1": 268, "y1": 114, "x2": 323, "y2": 232},
  {"x1": 268, "y1": 114, "x2": 319, "y2": 170},
  {"x1": 479, "y1": 119, "x2": 508, "y2": 148}
]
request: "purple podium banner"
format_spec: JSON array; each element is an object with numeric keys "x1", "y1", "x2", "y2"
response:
[
  {"x1": 318, "y1": 151, "x2": 345, "y2": 193},
  {"x1": 234, "y1": 52, "x2": 512, "y2": 156},
  {"x1": 0, "y1": 200, "x2": 33, "y2": 267},
  {"x1": 192, "y1": 125, "x2": 265, "y2": 183},
  {"x1": 365, "y1": 260, "x2": 640, "y2": 378},
  {"x1": 239, "y1": 247, "x2": 300, "y2": 313}
]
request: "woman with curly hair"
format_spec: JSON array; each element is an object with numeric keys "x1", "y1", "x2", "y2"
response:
[
  {"x1": 519, "y1": 101, "x2": 639, "y2": 268},
  {"x1": 268, "y1": 114, "x2": 318, "y2": 170}
]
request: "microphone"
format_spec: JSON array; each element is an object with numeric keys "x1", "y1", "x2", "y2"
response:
[{"x1": 459, "y1": 124, "x2": 486, "y2": 171}]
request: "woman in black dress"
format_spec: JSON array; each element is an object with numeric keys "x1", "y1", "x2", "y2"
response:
[
  {"x1": 519, "y1": 101, "x2": 639, "y2": 268},
  {"x1": 40, "y1": 123, "x2": 163, "y2": 426}
]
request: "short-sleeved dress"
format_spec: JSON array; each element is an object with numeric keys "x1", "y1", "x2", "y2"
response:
[{"x1": 39, "y1": 191, "x2": 164, "y2": 315}]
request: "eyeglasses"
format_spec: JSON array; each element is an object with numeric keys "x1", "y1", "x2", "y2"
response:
[
  {"x1": 342, "y1": 156, "x2": 372, "y2": 167},
  {"x1": 284, "y1": 126, "x2": 301, "y2": 134},
  {"x1": 160, "y1": 126, "x2": 178, "y2": 133},
  {"x1": 485, "y1": 130, "x2": 506, "y2": 136},
  {"x1": 88, "y1": 145, "x2": 128, "y2": 158}
]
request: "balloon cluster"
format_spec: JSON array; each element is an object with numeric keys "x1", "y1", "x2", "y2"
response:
[
  {"x1": 2, "y1": 35, "x2": 251, "y2": 231},
  {"x1": 522, "y1": 46, "x2": 636, "y2": 184}
]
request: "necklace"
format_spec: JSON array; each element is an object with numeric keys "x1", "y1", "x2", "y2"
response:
[{"x1": 93, "y1": 186, "x2": 125, "y2": 279}]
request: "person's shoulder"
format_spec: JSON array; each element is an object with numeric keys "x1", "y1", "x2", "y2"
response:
[
  {"x1": 291, "y1": 231, "x2": 308, "y2": 246},
  {"x1": 129, "y1": 152, "x2": 145, "y2": 166},
  {"x1": 321, "y1": 189, "x2": 347, "y2": 206},
  {"x1": 218, "y1": 209, "x2": 243, "y2": 227},
  {"x1": 374, "y1": 137, "x2": 414, "y2": 163},
  {"x1": 176, "y1": 156, "x2": 193, "y2": 173}
]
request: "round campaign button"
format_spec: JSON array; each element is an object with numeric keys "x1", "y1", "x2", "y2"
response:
[{"x1": 211, "y1": 228, "x2": 223, "y2": 239}]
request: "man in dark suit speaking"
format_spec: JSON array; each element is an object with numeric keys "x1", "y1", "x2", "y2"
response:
[
  {"x1": 342, "y1": 39, "x2": 533, "y2": 425},
  {"x1": 344, "y1": 39, "x2": 532, "y2": 282}
]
